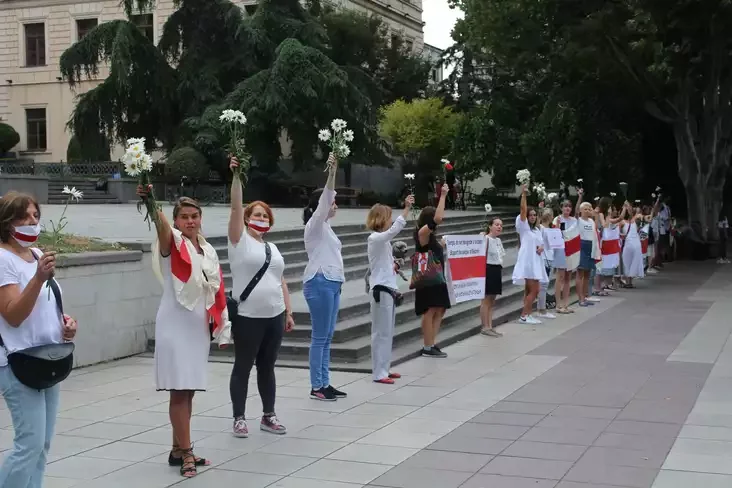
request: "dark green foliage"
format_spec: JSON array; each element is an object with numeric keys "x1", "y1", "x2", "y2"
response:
[
  {"x1": 0, "y1": 123, "x2": 20, "y2": 154},
  {"x1": 165, "y1": 146, "x2": 210, "y2": 181}
]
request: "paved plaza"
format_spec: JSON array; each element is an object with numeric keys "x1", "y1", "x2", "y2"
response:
[
  {"x1": 39, "y1": 204, "x2": 484, "y2": 242},
  {"x1": 0, "y1": 261, "x2": 727, "y2": 487}
]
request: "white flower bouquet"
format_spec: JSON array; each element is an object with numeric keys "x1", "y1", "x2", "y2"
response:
[
  {"x1": 122, "y1": 137, "x2": 158, "y2": 229},
  {"x1": 516, "y1": 169, "x2": 531, "y2": 185},
  {"x1": 610, "y1": 192, "x2": 617, "y2": 198},
  {"x1": 220, "y1": 109, "x2": 250, "y2": 183},
  {"x1": 484, "y1": 203, "x2": 493, "y2": 214},
  {"x1": 576, "y1": 178, "x2": 584, "y2": 189},
  {"x1": 546, "y1": 192, "x2": 558, "y2": 204},
  {"x1": 318, "y1": 119, "x2": 353, "y2": 172},
  {"x1": 533, "y1": 182, "x2": 547, "y2": 201}
]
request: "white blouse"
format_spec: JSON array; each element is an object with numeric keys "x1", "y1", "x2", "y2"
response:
[
  {"x1": 303, "y1": 188, "x2": 345, "y2": 283},
  {"x1": 0, "y1": 249, "x2": 63, "y2": 367},
  {"x1": 486, "y1": 236, "x2": 505, "y2": 266},
  {"x1": 367, "y1": 216, "x2": 407, "y2": 291}
]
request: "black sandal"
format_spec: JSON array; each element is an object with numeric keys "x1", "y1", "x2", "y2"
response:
[
  {"x1": 168, "y1": 446, "x2": 209, "y2": 467},
  {"x1": 179, "y1": 448, "x2": 197, "y2": 478}
]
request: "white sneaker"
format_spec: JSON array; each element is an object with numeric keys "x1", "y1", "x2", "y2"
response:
[
  {"x1": 587, "y1": 297, "x2": 601, "y2": 302},
  {"x1": 536, "y1": 312, "x2": 556, "y2": 320},
  {"x1": 647, "y1": 268, "x2": 658, "y2": 275},
  {"x1": 520, "y1": 315, "x2": 542, "y2": 325}
]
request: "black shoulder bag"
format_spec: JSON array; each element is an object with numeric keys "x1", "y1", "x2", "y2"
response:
[
  {"x1": 0, "y1": 251, "x2": 75, "y2": 390},
  {"x1": 226, "y1": 242, "x2": 271, "y2": 319}
]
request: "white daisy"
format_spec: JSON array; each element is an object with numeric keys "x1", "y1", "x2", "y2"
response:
[
  {"x1": 343, "y1": 129, "x2": 354, "y2": 142},
  {"x1": 318, "y1": 129, "x2": 331, "y2": 142}
]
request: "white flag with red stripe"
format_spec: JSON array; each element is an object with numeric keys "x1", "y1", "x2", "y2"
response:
[
  {"x1": 563, "y1": 225, "x2": 581, "y2": 271},
  {"x1": 640, "y1": 224, "x2": 650, "y2": 257},
  {"x1": 152, "y1": 228, "x2": 230, "y2": 345},
  {"x1": 600, "y1": 226, "x2": 621, "y2": 269}
]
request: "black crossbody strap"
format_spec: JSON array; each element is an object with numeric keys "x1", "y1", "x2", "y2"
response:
[
  {"x1": 31, "y1": 250, "x2": 64, "y2": 315},
  {"x1": 239, "y1": 242, "x2": 271, "y2": 303}
]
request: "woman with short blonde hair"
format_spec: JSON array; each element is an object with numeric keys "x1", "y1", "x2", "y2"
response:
[{"x1": 367, "y1": 196, "x2": 413, "y2": 384}]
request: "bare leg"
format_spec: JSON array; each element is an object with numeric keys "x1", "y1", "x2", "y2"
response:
[
  {"x1": 431, "y1": 308, "x2": 446, "y2": 345},
  {"x1": 554, "y1": 270, "x2": 565, "y2": 310},
  {"x1": 522, "y1": 280, "x2": 539, "y2": 316},
  {"x1": 421, "y1": 309, "x2": 435, "y2": 347},
  {"x1": 481, "y1": 296, "x2": 496, "y2": 329}
]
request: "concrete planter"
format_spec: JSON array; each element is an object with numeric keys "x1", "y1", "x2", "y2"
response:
[{"x1": 56, "y1": 243, "x2": 161, "y2": 367}]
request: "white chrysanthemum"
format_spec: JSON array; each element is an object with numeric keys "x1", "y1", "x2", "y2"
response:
[
  {"x1": 546, "y1": 192, "x2": 558, "y2": 202},
  {"x1": 318, "y1": 129, "x2": 331, "y2": 142},
  {"x1": 441, "y1": 158, "x2": 451, "y2": 165},
  {"x1": 619, "y1": 181, "x2": 627, "y2": 186},
  {"x1": 655, "y1": 186, "x2": 662, "y2": 192},
  {"x1": 516, "y1": 169, "x2": 531, "y2": 184},
  {"x1": 139, "y1": 153, "x2": 153, "y2": 172},
  {"x1": 340, "y1": 145, "x2": 351, "y2": 158},
  {"x1": 484, "y1": 203, "x2": 492, "y2": 214},
  {"x1": 652, "y1": 193, "x2": 657, "y2": 198},
  {"x1": 126, "y1": 137, "x2": 145, "y2": 147},
  {"x1": 610, "y1": 192, "x2": 617, "y2": 197},
  {"x1": 331, "y1": 118, "x2": 347, "y2": 131},
  {"x1": 594, "y1": 196, "x2": 600, "y2": 201},
  {"x1": 343, "y1": 129, "x2": 354, "y2": 142},
  {"x1": 635, "y1": 199, "x2": 641, "y2": 203},
  {"x1": 404, "y1": 173, "x2": 415, "y2": 180},
  {"x1": 62, "y1": 186, "x2": 83, "y2": 201},
  {"x1": 577, "y1": 178, "x2": 584, "y2": 183},
  {"x1": 488, "y1": 119, "x2": 495, "y2": 126},
  {"x1": 124, "y1": 159, "x2": 142, "y2": 177}
]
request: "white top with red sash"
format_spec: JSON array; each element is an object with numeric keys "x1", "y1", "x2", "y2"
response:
[
  {"x1": 562, "y1": 224, "x2": 581, "y2": 271},
  {"x1": 600, "y1": 225, "x2": 621, "y2": 269},
  {"x1": 152, "y1": 228, "x2": 231, "y2": 346}
]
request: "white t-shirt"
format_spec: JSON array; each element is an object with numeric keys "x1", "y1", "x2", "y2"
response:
[
  {"x1": 486, "y1": 236, "x2": 505, "y2": 266},
  {"x1": 0, "y1": 248, "x2": 63, "y2": 367},
  {"x1": 578, "y1": 217, "x2": 596, "y2": 241},
  {"x1": 228, "y1": 231, "x2": 286, "y2": 319},
  {"x1": 554, "y1": 215, "x2": 578, "y2": 231}
]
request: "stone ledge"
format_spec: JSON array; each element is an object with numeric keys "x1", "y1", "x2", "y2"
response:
[
  {"x1": 0, "y1": 174, "x2": 50, "y2": 180},
  {"x1": 57, "y1": 250, "x2": 143, "y2": 268},
  {"x1": 119, "y1": 241, "x2": 153, "y2": 253}
]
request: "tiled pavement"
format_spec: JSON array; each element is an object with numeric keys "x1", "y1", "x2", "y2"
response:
[{"x1": 3, "y1": 262, "x2": 732, "y2": 487}]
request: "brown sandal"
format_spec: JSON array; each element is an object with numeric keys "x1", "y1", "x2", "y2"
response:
[
  {"x1": 169, "y1": 445, "x2": 210, "y2": 467},
  {"x1": 179, "y1": 448, "x2": 197, "y2": 478}
]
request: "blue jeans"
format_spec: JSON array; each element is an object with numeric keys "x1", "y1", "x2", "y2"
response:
[
  {"x1": 303, "y1": 273, "x2": 341, "y2": 389},
  {"x1": 0, "y1": 366, "x2": 60, "y2": 488}
]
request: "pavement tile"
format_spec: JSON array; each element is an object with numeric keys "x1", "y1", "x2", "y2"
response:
[
  {"x1": 578, "y1": 445, "x2": 667, "y2": 469},
  {"x1": 549, "y1": 406, "x2": 620, "y2": 420},
  {"x1": 451, "y1": 423, "x2": 530, "y2": 440},
  {"x1": 468, "y1": 412, "x2": 546, "y2": 427},
  {"x1": 617, "y1": 400, "x2": 695, "y2": 424},
  {"x1": 427, "y1": 434, "x2": 512, "y2": 455},
  {"x1": 593, "y1": 432, "x2": 677, "y2": 453},
  {"x1": 651, "y1": 470, "x2": 732, "y2": 488},
  {"x1": 399, "y1": 450, "x2": 492, "y2": 472},
  {"x1": 217, "y1": 452, "x2": 316, "y2": 475},
  {"x1": 327, "y1": 444, "x2": 418, "y2": 465},
  {"x1": 480, "y1": 456, "x2": 573, "y2": 480},
  {"x1": 294, "y1": 459, "x2": 391, "y2": 484},
  {"x1": 564, "y1": 457, "x2": 658, "y2": 488},
  {"x1": 520, "y1": 426, "x2": 602, "y2": 446},
  {"x1": 501, "y1": 441, "x2": 587, "y2": 462},
  {"x1": 459, "y1": 473, "x2": 559, "y2": 488},
  {"x1": 605, "y1": 420, "x2": 682, "y2": 438},
  {"x1": 369, "y1": 466, "x2": 472, "y2": 488},
  {"x1": 537, "y1": 415, "x2": 611, "y2": 432},
  {"x1": 487, "y1": 402, "x2": 558, "y2": 415}
]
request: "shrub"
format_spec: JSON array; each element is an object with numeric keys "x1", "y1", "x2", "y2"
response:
[{"x1": 165, "y1": 146, "x2": 210, "y2": 183}]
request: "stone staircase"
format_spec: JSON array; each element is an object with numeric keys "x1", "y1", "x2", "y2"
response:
[
  {"x1": 146, "y1": 209, "x2": 548, "y2": 372},
  {"x1": 48, "y1": 179, "x2": 121, "y2": 204}
]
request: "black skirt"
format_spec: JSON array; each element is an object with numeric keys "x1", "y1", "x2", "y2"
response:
[
  {"x1": 414, "y1": 283, "x2": 452, "y2": 316},
  {"x1": 485, "y1": 264, "x2": 503, "y2": 296}
]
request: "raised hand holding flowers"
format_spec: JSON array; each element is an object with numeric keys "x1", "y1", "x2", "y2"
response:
[
  {"x1": 319, "y1": 119, "x2": 353, "y2": 172},
  {"x1": 516, "y1": 169, "x2": 531, "y2": 186},
  {"x1": 220, "y1": 109, "x2": 250, "y2": 183},
  {"x1": 122, "y1": 137, "x2": 158, "y2": 229}
]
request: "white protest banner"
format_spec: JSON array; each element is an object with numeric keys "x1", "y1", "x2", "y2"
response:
[
  {"x1": 544, "y1": 228, "x2": 565, "y2": 250},
  {"x1": 444, "y1": 235, "x2": 486, "y2": 304}
]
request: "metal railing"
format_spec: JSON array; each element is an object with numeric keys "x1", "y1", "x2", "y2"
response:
[{"x1": 0, "y1": 161, "x2": 124, "y2": 178}]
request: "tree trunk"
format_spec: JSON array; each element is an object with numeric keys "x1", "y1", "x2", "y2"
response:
[{"x1": 673, "y1": 123, "x2": 727, "y2": 242}]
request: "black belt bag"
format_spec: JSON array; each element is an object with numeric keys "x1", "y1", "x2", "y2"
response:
[
  {"x1": 227, "y1": 242, "x2": 271, "y2": 318},
  {"x1": 2, "y1": 251, "x2": 74, "y2": 390},
  {"x1": 372, "y1": 285, "x2": 404, "y2": 307}
]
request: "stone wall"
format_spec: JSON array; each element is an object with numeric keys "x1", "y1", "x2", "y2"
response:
[
  {"x1": 56, "y1": 244, "x2": 161, "y2": 367},
  {"x1": 0, "y1": 175, "x2": 50, "y2": 203}
]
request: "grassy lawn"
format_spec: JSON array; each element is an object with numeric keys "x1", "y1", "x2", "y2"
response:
[{"x1": 37, "y1": 232, "x2": 125, "y2": 254}]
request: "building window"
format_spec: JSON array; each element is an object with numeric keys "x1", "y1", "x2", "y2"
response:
[
  {"x1": 24, "y1": 23, "x2": 46, "y2": 67},
  {"x1": 76, "y1": 18, "x2": 98, "y2": 40},
  {"x1": 431, "y1": 69, "x2": 437, "y2": 82},
  {"x1": 26, "y1": 108, "x2": 47, "y2": 152},
  {"x1": 130, "y1": 13, "x2": 154, "y2": 42},
  {"x1": 245, "y1": 4, "x2": 258, "y2": 16}
]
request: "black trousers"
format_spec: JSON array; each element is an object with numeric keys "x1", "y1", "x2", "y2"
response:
[
  {"x1": 720, "y1": 230, "x2": 728, "y2": 259},
  {"x1": 230, "y1": 312, "x2": 285, "y2": 418}
]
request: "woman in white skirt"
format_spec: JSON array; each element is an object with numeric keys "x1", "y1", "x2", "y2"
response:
[
  {"x1": 512, "y1": 185, "x2": 548, "y2": 325},
  {"x1": 139, "y1": 188, "x2": 230, "y2": 478},
  {"x1": 621, "y1": 202, "x2": 645, "y2": 286}
]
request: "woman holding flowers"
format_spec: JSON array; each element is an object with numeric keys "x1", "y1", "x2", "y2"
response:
[
  {"x1": 513, "y1": 184, "x2": 548, "y2": 324},
  {"x1": 415, "y1": 183, "x2": 451, "y2": 358},
  {"x1": 228, "y1": 157, "x2": 294, "y2": 438},
  {"x1": 137, "y1": 186, "x2": 228, "y2": 478},
  {"x1": 302, "y1": 152, "x2": 347, "y2": 402},
  {"x1": 480, "y1": 216, "x2": 505, "y2": 337}
]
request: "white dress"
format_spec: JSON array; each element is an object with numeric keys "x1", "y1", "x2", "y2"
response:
[
  {"x1": 622, "y1": 222, "x2": 644, "y2": 279},
  {"x1": 154, "y1": 256, "x2": 211, "y2": 391},
  {"x1": 512, "y1": 216, "x2": 549, "y2": 285}
]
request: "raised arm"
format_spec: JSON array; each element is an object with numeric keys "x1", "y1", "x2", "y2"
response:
[
  {"x1": 228, "y1": 157, "x2": 245, "y2": 246},
  {"x1": 418, "y1": 184, "x2": 449, "y2": 245},
  {"x1": 574, "y1": 189, "x2": 584, "y2": 217},
  {"x1": 305, "y1": 156, "x2": 338, "y2": 240},
  {"x1": 371, "y1": 196, "x2": 414, "y2": 244},
  {"x1": 519, "y1": 184, "x2": 528, "y2": 221},
  {"x1": 434, "y1": 183, "x2": 448, "y2": 225},
  {"x1": 137, "y1": 185, "x2": 173, "y2": 256}
]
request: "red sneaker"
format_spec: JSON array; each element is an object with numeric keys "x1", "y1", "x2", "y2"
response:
[
  {"x1": 388, "y1": 372, "x2": 401, "y2": 379},
  {"x1": 374, "y1": 377, "x2": 395, "y2": 384}
]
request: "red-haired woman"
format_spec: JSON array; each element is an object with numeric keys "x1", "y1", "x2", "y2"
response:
[{"x1": 227, "y1": 157, "x2": 294, "y2": 439}]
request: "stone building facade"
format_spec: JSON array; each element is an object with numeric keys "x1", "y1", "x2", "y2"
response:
[{"x1": 0, "y1": 0, "x2": 424, "y2": 162}]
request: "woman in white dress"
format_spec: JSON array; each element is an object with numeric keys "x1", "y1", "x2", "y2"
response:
[
  {"x1": 140, "y1": 188, "x2": 230, "y2": 478},
  {"x1": 512, "y1": 185, "x2": 548, "y2": 325},
  {"x1": 621, "y1": 202, "x2": 645, "y2": 286}
]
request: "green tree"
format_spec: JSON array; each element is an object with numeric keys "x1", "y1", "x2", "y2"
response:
[
  {"x1": 0, "y1": 123, "x2": 20, "y2": 154},
  {"x1": 379, "y1": 98, "x2": 462, "y2": 199}
]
